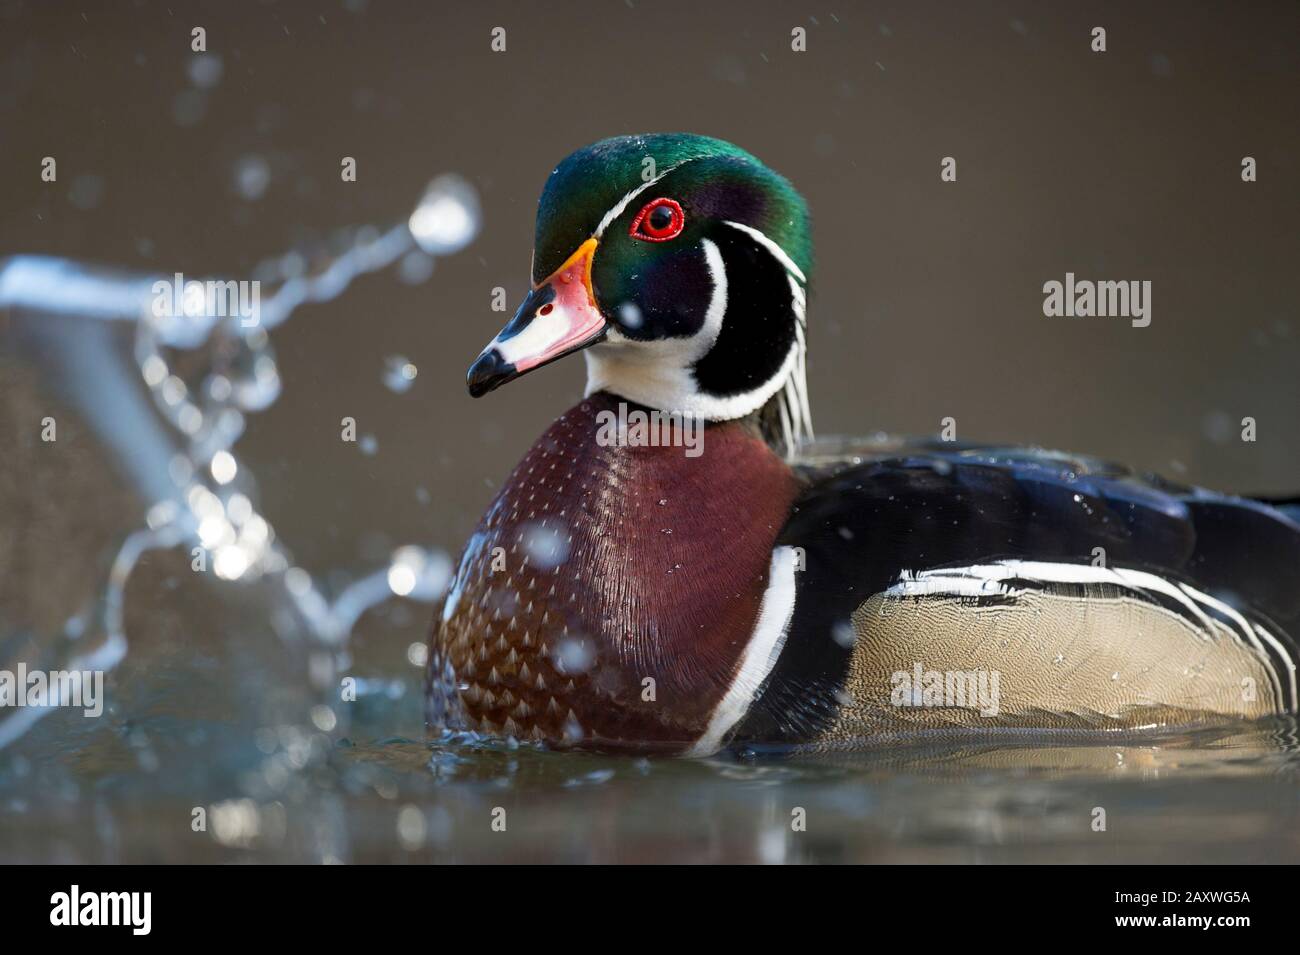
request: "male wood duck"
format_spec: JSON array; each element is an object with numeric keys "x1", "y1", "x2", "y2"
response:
[{"x1": 427, "y1": 133, "x2": 1300, "y2": 754}]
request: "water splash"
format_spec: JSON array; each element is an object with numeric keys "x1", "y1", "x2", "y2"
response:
[{"x1": 0, "y1": 174, "x2": 479, "y2": 749}]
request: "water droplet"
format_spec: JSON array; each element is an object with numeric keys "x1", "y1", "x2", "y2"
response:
[
  {"x1": 406, "y1": 642, "x2": 428, "y2": 668},
  {"x1": 832, "y1": 620, "x2": 856, "y2": 648},
  {"x1": 397, "y1": 249, "x2": 434, "y2": 285},
  {"x1": 210, "y1": 450, "x2": 237, "y2": 485},
  {"x1": 618, "y1": 302, "x2": 643, "y2": 328},
  {"x1": 520, "y1": 522, "x2": 570, "y2": 569},
  {"x1": 396, "y1": 804, "x2": 427, "y2": 850},
  {"x1": 386, "y1": 546, "x2": 451, "y2": 600},
  {"x1": 188, "y1": 53, "x2": 224, "y2": 89},
  {"x1": 556, "y1": 637, "x2": 594, "y2": 674},
  {"x1": 69, "y1": 174, "x2": 105, "y2": 211},
  {"x1": 213, "y1": 544, "x2": 250, "y2": 580},
  {"x1": 233, "y1": 154, "x2": 271, "y2": 200},
  {"x1": 171, "y1": 88, "x2": 206, "y2": 126},
  {"x1": 387, "y1": 563, "x2": 417, "y2": 596},
  {"x1": 310, "y1": 705, "x2": 337, "y2": 732},
  {"x1": 409, "y1": 174, "x2": 480, "y2": 254},
  {"x1": 383, "y1": 355, "x2": 418, "y2": 393}
]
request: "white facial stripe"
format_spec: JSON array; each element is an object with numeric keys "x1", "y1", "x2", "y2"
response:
[
  {"x1": 698, "y1": 237, "x2": 728, "y2": 356},
  {"x1": 687, "y1": 546, "x2": 798, "y2": 756},
  {"x1": 784, "y1": 274, "x2": 813, "y2": 444},
  {"x1": 594, "y1": 161, "x2": 688, "y2": 238},
  {"x1": 724, "y1": 220, "x2": 807, "y2": 284}
]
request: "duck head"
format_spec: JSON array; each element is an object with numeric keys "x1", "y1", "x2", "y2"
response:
[
  {"x1": 467, "y1": 133, "x2": 814, "y2": 451},
  {"x1": 432, "y1": 135, "x2": 814, "y2": 751}
]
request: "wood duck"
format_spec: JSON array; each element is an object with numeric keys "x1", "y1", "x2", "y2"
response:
[{"x1": 427, "y1": 133, "x2": 1300, "y2": 754}]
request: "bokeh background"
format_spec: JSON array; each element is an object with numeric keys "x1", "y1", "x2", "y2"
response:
[{"x1": 1, "y1": 0, "x2": 1298, "y2": 862}]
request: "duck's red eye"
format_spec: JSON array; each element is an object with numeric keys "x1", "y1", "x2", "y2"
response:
[{"x1": 629, "y1": 197, "x2": 684, "y2": 242}]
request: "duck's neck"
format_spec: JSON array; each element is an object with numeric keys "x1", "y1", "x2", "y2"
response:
[
  {"x1": 430, "y1": 391, "x2": 799, "y2": 750},
  {"x1": 583, "y1": 346, "x2": 814, "y2": 459}
]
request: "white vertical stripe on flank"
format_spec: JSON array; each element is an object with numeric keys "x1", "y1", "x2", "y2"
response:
[{"x1": 687, "y1": 546, "x2": 798, "y2": 757}]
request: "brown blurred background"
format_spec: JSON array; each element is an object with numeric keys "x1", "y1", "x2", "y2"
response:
[{"x1": 2, "y1": 0, "x2": 1298, "y2": 664}]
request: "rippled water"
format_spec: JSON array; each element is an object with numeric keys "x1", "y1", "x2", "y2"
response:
[{"x1": 3, "y1": 679, "x2": 1298, "y2": 863}]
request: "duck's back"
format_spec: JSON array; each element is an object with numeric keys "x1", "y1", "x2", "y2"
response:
[{"x1": 733, "y1": 440, "x2": 1300, "y2": 749}]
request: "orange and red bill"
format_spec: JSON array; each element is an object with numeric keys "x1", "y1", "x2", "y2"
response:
[{"x1": 467, "y1": 238, "x2": 606, "y2": 397}]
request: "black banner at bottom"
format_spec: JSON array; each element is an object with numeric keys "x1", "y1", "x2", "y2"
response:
[{"x1": 7, "y1": 864, "x2": 1281, "y2": 940}]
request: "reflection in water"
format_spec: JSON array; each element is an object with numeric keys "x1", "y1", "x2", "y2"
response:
[
  {"x1": 0, "y1": 175, "x2": 478, "y2": 750},
  {"x1": 7, "y1": 713, "x2": 1295, "y2": 863}
]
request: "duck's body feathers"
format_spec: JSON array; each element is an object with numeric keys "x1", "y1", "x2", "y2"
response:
[{"x1": 732, "y1": 441, "x2": 1300, "y2": 749}]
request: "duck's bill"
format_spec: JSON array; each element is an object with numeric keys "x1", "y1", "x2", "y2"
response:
[{"x1": 466, "y1": 238, "x2": 606, "y2": 397}]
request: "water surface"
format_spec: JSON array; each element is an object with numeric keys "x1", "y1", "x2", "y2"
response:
[{"x1": 3, "y1": 673, "x2": 1297, "y2": 863}]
